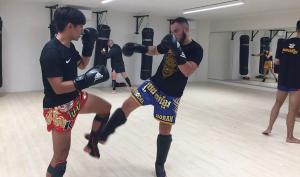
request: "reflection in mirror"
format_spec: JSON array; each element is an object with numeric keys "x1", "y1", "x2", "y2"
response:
[{"x1": 208, "y1": 27, "x2": 297, "y2": 88}]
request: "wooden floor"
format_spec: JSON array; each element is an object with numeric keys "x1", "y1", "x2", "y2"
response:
[{"x1": 1, "y1": 82, "x2": 300, "y2": 177}]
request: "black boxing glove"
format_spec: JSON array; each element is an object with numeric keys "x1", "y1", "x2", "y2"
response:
[
  {"x1": 74, "y1": 65, "x2": 109, "y2": 90},
  {"x1": 157, "y1": 43, "x2": 169, "y2": 54},
  {"x1": 82, "y1": 28, "x2": 98, "y2": 57},
  {"x1": 122, "y1": 43, "x2": 148, "y2": 57},
  {"x1": 161, "y1": 34, "x2": 187, "y2": 65}
]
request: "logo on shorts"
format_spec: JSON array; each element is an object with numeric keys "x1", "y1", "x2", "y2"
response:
[{"x1": 94, "y1": 72, "x2": 103, "y2": 82}]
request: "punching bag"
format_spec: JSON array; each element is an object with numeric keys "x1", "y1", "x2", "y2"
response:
[
  {"x1": 94, "y1": 24, "x2": 111, "y2": 66},
  {"x1": 239, "y1": 35, "x2": 250, "y2": 76},
  {"x1": 0, "y1": 17, "x2": 2, "y2": 87},
  {"x1": 49, "y1": 22, "x2": 56, "y2": 39},
  {"x1": 274, "y1": 38, "x2": 286, "y2": 74},
  {"x1": 140, "y1": 28, "x2": 154, "y2": 80},
  {"x1": 259, "y1": 37, "x2": 271, "y2": 74}
]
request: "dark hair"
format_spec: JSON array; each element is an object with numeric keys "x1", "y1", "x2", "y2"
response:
[
  {"x1": 297, "y1": 20, "x2": 300, "y2": 31},
  {"x1": 171, "y1": 17, "x2": 189, "y2": 26},
  {"x1": 53, "y1": 6, "x2": 86, "y2": 32}
]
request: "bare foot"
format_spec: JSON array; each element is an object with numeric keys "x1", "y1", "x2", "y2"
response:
[
  {"x1": 84, "y1": 146, "x2": 91, "y2": 153},
  {"x1": 286, "y1": 137, "x2": 300, "y2": 144},
  {"x1": 83, "y1": 144, "x2": 100, "y2": 159},
  {"x1": 262, "y1": 129, "x2": 272, "y2": 136}
]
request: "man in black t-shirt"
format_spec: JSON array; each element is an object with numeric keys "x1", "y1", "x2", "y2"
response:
[
  {"x1": 262, "y1": 20, "x2": 300, "y2": 144},
  {"x1": 102, "y1": 40, "x2": 132, "y2": 93},
  {"x1": 40, "y1": 7, "x2": 110, "y2": 177},
  {"x1": 92, "y1": 17, "x2": 203, "y2": 177}
]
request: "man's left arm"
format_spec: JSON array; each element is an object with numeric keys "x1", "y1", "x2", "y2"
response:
[
  {"x1": 178, "y1": 61, "x2": 199, "y2": 77},
  {"x1": 161, "y1": 34, "x2": 203, "y2": 77},
  {"x1": 177, "y1": 46, "x2": 203, "y2": 77}
]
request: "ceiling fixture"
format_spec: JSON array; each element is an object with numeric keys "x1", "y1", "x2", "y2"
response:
[
  {"x1": 183, "y1": 0, "x2": 244, "y2": 14},
  {"x1": 102, "y1": 0, "x2": 115, "y2": 4}
]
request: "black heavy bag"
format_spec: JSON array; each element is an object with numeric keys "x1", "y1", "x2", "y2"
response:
[
  {"x1": 274, "y1": 38, "x2": 286, "y2": 74},
  {"x1": 239, "y1": 35, "x2": 250, "y2": 76},
  {"x1": 140, "y1": 28, "x2": 154, "y2": 80},
  {"x1": 259, "y1": 37, "x2": 271, "y2": 74},
  {"x1": 94, "y1": 24, "x2": 111, "y2": 66},
  {"x1": 0, "y1": 17, "x2": 2, "y2": 87},
  {"x1": 49, "y1": 21, "x2": 56, "y2": 39}
]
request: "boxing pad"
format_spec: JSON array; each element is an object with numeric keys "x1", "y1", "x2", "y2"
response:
[
  {"x1": 239, "y1": 35, "x2": 250, "y2": 76},
  {"x1": 94, "y1": 24, "x2": 111, "y2": 67},
  {"x1": 259, "y1": 37, "x2": 271, "y2": 74},
  {"x1": 0, "y1": 17, "x2": 2, "y2": 87},
  {"x1": 141, "y1": 28, "x2": 154, "y2": 80},
  {"x1": 274, "y1": 38, "x2": 286, "y2": 74}
]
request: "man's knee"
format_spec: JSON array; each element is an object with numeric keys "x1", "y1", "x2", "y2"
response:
[
  {"x1": 53, "y1": 148, "x2": 69, "y2": 162},
  {"x1": 102, "y1": 102, "x2": 112, "y2": 115},
  {"x1": 121, "y1": 98, "x2": 137, "y2": 117},
  {"x1": 275, "y1": 99, "x2": 284, "y2": 107},
  {"x1": 96, "y1": 100, "x2": 112, "y2": 116},
  {"x1": 159, "y1": 123, "x2": 172, "y2": 135}
]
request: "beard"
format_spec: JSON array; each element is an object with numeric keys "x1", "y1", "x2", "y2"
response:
[{"x1": 179, "y1": 31, "x2": 187, "y2": 44}]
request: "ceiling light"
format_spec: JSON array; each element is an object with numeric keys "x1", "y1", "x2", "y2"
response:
[
  {"x1": 102, "y1": 0, "x2": 115, "y2": 4},
  {"x1": 183, "y1": 0, "x2": 244, "y2": 14}
]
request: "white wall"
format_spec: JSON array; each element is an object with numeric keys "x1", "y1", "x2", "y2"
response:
[
  {"x1": 189, "y1": 20, "x2": 210, "y2": 82},
  {"x1": 208, "y1": 32, "x2": 232, "y2": 80},
  {"x1": 0, "y1": 1, "x2": 49, "y2": 92},
  {"x1": 210, "y1": 9, "x2": 300, "y2": 32}
]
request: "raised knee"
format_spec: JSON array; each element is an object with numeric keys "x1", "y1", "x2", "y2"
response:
[{"x1": 97, "y1": 103, "x2": 112, "y2": 116}]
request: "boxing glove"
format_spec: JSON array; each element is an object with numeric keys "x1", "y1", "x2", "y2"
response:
[
  {"x1": 74, "y1": 65, "x2": 109, "y2": 90},
  {"x1": 122, "y1": 43, "x2": 148, "y2": 57},
  {"x1": 82, "y1": 28, "x2": 98, "y2": 57},
  {"x1": 161, "y1": 34, "x2": 187, "y2": 65}
]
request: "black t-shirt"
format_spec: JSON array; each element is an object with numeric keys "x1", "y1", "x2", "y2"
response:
[
  {"x1": 151, "y1": 40, "x2": 203, "y2": 97},
  {"x1": 278, "y1": 37, "x2": 300, "y2": 88},
  {"x1": 40, "y1": 38, "x2": 81, "y2": 108},
  {"x1": 108, "y1": 44, "x2": 124, "y2": 67}
]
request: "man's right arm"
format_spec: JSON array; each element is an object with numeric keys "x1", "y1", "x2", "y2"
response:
[
  {"x1": 48, "y1": 78, "x2": 76, "y2": 94},
  {"x1": 42, "y1": 49, "x2": 109, "y2": 95},
  {"x1": 122, "y1": 43, "x2": 168, "y2": 57},
  {"x1": 146, "y1": 44, "x2": 169, "y2": 56}
]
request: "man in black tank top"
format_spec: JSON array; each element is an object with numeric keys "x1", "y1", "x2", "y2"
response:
[
  {"x1": 252, "y1": 50, "x2": 278, "y2": 82},
  {"x1": 91, "y1": 17, "x2": 203, "y2": 177}
]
